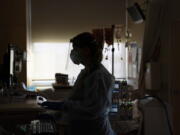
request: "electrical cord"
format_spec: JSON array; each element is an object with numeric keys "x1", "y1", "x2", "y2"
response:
[{"x1": 138, "y1": 95, "x2": 173, "y2": 135}]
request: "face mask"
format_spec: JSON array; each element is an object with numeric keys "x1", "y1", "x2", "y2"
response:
[{"x1": 70, "y1": 49, "x2": 81, "y2": 65}]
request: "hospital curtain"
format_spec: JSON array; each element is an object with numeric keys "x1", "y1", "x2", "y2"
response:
[{"x1": 138, "y1": 0, "x2": 168, "y2": 96}]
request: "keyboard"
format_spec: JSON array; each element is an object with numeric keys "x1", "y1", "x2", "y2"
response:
[{"x1": 30, "y1": 120, "x2": 56, "y2": 135}]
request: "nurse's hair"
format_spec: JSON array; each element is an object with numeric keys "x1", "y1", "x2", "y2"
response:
[{"x1": 70, "y1": 32, "x2": 103, "y2": 64}]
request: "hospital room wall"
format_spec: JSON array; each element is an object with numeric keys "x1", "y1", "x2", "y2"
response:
[{"x1": 0, "y1": 0, "x2": 27, "y2": 84}]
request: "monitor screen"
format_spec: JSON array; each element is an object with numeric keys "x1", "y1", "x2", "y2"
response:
[
  {"x1": 110, "y1": 104, "x2": 118, "y2": 113},
  {"x1": 10, "y1": 48, "x2": 15, "y2": 76},
  {"x1": 114, "y1": 83, "x2": 119, "y2": 89},
  {"x1": 114, "y1": 81, "x2": 120, "y2": 89}
]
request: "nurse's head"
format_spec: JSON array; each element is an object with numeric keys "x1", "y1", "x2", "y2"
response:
[{"x1": 70, "y1": 32, "x2": 103, "y2": 67}]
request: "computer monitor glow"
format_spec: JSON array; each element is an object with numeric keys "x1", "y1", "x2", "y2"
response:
[{"x1": 10, "y1": 49, "x2": 14, "y2": 76}]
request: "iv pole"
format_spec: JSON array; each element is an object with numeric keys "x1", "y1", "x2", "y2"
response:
[
  {"x1": 111, "y1": 25, "x2": 115, "y2": 77},
  {"x1": 125, "y1": 0, "x2": 128, "y2": 79}
]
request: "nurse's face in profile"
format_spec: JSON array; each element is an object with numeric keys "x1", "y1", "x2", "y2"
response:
[{"x1": 70, "y1": 45, "x2": 92, "y2": 67}]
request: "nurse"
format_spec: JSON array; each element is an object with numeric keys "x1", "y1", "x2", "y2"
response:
[{"x1": 38, "y1": 32, "x2": 115, "y2": 135}]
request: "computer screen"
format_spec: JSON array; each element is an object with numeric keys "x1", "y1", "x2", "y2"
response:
[
  {"x1": 114, "y1": 81, "x2": 120, "y2": 89},
  {"x1": 9, "y1": 48, "x2": 14, "y2": 76}
]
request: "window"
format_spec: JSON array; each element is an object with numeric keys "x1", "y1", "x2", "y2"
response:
[{"x1": 30, "y1": 42, "x2": 127, "y2": 88}]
